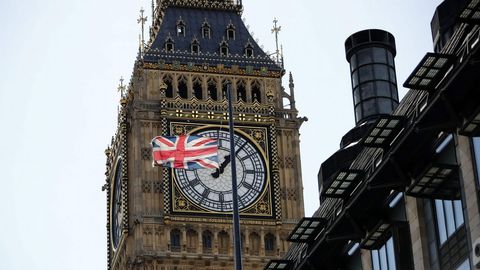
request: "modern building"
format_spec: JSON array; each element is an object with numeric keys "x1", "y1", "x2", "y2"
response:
[
  {"x1": 265, "y1": 0, "x2": 480, "y2": 270},
  {"x1": 103, "y1": 0, "x2": 306, "y2": 269}
]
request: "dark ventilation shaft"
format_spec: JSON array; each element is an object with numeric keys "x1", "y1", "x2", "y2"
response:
[{"x1": 345, "y1": 29, "x2": 399, "y2": 126}]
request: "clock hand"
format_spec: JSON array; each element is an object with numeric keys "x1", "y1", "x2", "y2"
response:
[
  {"x1": 211, "y1": 155, "x2": 231, "y2": 178},
  {"x1": 211, "y1": 140, "x2": 248, "y2": 178}
]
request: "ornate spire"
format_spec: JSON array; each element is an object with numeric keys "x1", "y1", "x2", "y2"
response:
[
  {"x1": 137, "y1": 7, "x2": 148, "y2": 53},
  {"x1": 151, "y1": 0, "x2": 155, "y2": 27},
  {"x1": 289, "y1": 72, "x2": 296, "y2": 109},
  {"x1": 117, "y1": 76, "x2": 126, "y2": 99},
  {"x1": 271, "y1": 18, "x2": 282, "y2": 63}
]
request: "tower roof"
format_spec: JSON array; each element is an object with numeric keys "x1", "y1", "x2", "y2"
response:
[{"x1": 144, "y1": 6, "x2": 282, "y2": 71}]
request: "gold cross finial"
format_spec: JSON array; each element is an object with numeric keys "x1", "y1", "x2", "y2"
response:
[
  {"x1": 137, "y1": 7, "x2": 148, "y2": 52},
  {"x1": 271, "y1": 18, "x2": 282, "y2": 63},
  {"x1": 117, "y1": 76, "x2": 126, "y2": 98}
]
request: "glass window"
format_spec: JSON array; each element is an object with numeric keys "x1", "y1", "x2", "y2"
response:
[
  {"x1": 373, "y1": 64, "x2": 389, "y2": 81},
  {"x1": 202, "y1": 25, "x2": 211, "y2": 39},
  {"x1": 389, "y1": 68, "x2": 397, "y2": 83},
  {"x1": 177, "y1": 23, "x2": 185, "y2": 37},
  {"x1": 444, "y1": 201, "x2": 456, "y2": 235},
  {"x1": 473, "y1": 137, "x2": 480, "y2": 182},
  {"x1": 165, "y1": 42, "x2": 174, "y2": 52},
  {"x1": 453, "y1": 199, "x2": 464, "y2": 227},
  {"x1": 456, "y1": 259, "x2": 470, "y2": 270},
  {"x1": 351, "y1": 54, "x2": 358, "y2": 71},
  {"x1": 392, "y1": 85, "x2": 398, "y2": 100},
  {"x1": 357, "y1": 47, "x2": 373, "y2": 66},
  {"x1": 202, "y1": 231, "x2": 212, "y2": 249},
  {"x1": 220, "y1": 45, "x2": 228, "y2": 56},
  {"x1": 435, "y1": 200, "x2": 448, "y2": 243},
  {"x1": 227, "y1": 26, "x2": 235, "y2": 40},
  {"x1": 353, "y1": 88, "x2": 361, "y2": 105},
  {"x1": 378, "y1": 98, "x2": 393, "y2": 114},
  {"x1": 376, "y1": 81, "x2": 392, "y2": 97},
  {"x1": 352, "y1": 70, "x2": 359, "y2": 88},
  {"x1": 191, "y1": 43, "x2": 199, "y2": 54},
  {"x1": 355, "y1": 106, "x2": 362, "y2": 123},
  {"x1": 264, "y1": 233, "x2": 275, "y2": 251},
  {"x1": 373, "y1": 47, "x2": 388, "y2": 64},
  {"x1": 362, "y1": 98, "x2": 377, "y2": 117},
  {"x1": 386, "y1": 238, "x2": 396, "y2": 270},
  {"x1": 434, "y1": 199, "x2": 464, "y2": 245},
  {"x1": 171, "y1": 229, "x2": 181, "y2": 248},
  {"x1": 387, "y1": 51, "x2": 394, "y2": 65},
  {"x1": 371, "y1": 237, "x2": 397, "y2": 270},
  {"x1": 360, "y1": 82, "x2": 375, "y2": 99},
  {"x1": 359, "y1": 65, "x2": 374, "y2": 83},
  {"x1": 245, "y1": 47, "x2": 253, "y2": 57}
]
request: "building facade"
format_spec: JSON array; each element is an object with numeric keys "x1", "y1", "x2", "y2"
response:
[
  {"x1": 268, "y1": 0, "x2": 480, "y2": 270},
  {"x1": 103, "y1": 1, "x2": 306, "y2": 269}
]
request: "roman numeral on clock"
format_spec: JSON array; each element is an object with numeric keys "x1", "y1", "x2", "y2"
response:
[
  {"x1": 189, "y1": 178, "x2": 200, "y2": 186},
  {"x1": 242, "y1": 182, "x2": 253, "y2": 190}
]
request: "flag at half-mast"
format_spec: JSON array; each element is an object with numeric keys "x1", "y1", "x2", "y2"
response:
[{"x1": 151, "y1": 135, "x2": 219, "y2": 170}]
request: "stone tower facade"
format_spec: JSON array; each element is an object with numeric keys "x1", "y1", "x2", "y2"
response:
[{"x1": 104, "y1": 1, "x2": 306, "y2": 269}]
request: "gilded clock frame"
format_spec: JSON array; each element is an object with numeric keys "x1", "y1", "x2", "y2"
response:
[{"x1": 168, "y1": 121, "x2": 275, "y2": 218}]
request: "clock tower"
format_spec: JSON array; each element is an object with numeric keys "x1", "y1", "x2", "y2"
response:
[{"x1": 104, "y1": 1, "x2": 306, "y2": 269}]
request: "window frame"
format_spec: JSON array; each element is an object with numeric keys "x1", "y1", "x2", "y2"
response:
[
  {"x1": 371, "y1": 237, "x2": 397, "y2": 270},
  {"x1": 176, "y1": 20, "x2": 186, "y2": 37},
  {"x1": 202, "y1": 23, "x2": 211, "y2": 39}
]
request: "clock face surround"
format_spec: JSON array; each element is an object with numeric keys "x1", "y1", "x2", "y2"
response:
[
  {"x1": 173, "y1": 127, "x2": 268, "y2": 213},
  {"x1": 110, "y1": 157, "x2": 123, "y2": 251}
]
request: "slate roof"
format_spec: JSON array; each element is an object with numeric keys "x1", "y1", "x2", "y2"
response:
[{"x1": 144, "y1": 7, "x2": 282, "y2": 71}]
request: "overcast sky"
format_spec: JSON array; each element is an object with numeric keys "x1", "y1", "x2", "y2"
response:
[{"x1": 0, "y1": 0, "x2": 442, "y2": 269}]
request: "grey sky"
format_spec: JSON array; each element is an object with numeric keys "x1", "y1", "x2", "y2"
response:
[{"x1": 0, "y1": 0, "x2": 442, "y2": 269}]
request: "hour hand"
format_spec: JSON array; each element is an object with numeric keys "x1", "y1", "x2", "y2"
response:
[{"x1": 211, "y1": 155, "x2": 231, "y2": 178}]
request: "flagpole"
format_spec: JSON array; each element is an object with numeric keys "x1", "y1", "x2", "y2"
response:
[{"x1": 227, "y1": 83, "x2": 243, "y2": 270}]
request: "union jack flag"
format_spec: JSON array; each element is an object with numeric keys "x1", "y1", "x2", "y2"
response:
[{"x1": 151, "y1": 135, "x2": 219, "y2": 170}]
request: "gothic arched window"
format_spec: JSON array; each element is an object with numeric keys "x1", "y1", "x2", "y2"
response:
[
  {"x1": 165, "y1": 36, "x2": 174, "y2": 52},
  {"x1": 202, "y1": 230, "x2": 213, "y2": 252},
  {"x1": 220, "y1": 40, "x2": 229, "y2": 56},
  {"x1": 251, "y1": 80, "x2": 262, "y2": 103},
  {"x1": 202, "y1": 21, "x2": 211, "y2": 39},
  {"x1": 193, "y1": 77, "x2": 203, "y2": 99},
  {"x1": 245, "y1": 42, "x2": 254, "y2": 57},
  {"x1": 163, "y1": 75, "x2": 174, "y2": 98},
  {"x1": 264, "y1": 233, "x2": 275, "y2": 252},
  {"x1": 226, "y1": 24, "x2": 235, "y2": 40},
  {"x1": 178, "y1": 76, "x2": 188, "y2": 99},
  {"x1": 221, "y1": 79, "x2": 231, "y2": 99},
  {"x1": 176, "y1": 18, "x2": 186, "y2": 37},
  {"x1": 191, "y1": 39, "x2": 200, "y2": 54},
  {"x1": 237, "y1": 80, "x2": 246, "y2": 102},
  {"x1": 207, "y1": 78, "x2": 218, "y2": 100},
  {"x1": 170, "y1": 229, "x2": 181, "y2": 252}
]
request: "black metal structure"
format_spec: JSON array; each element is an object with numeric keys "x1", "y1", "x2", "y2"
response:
[{"x1": 345, "y1": 29, "x2": 400, "y2": 125}]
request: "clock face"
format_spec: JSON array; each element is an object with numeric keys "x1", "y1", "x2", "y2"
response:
[
  {"x1": 110, "y1": 158, "x2": 123, "y2": 251},
  {"x1": 174, "y1": 128, "x2": 267, "y2": 212}
]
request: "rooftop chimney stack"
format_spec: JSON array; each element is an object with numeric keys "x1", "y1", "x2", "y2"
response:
[{"x1": 345, "y1": 29, "x2": 400, "y2": 126}]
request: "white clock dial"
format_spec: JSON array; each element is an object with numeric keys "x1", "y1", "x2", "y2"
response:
[
  {"x1": 174, "y1": 128, "x2": 267, "y2": 212},
  {"x1": 110, "y1": 158, "x2": 123, "y2": 251}
]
